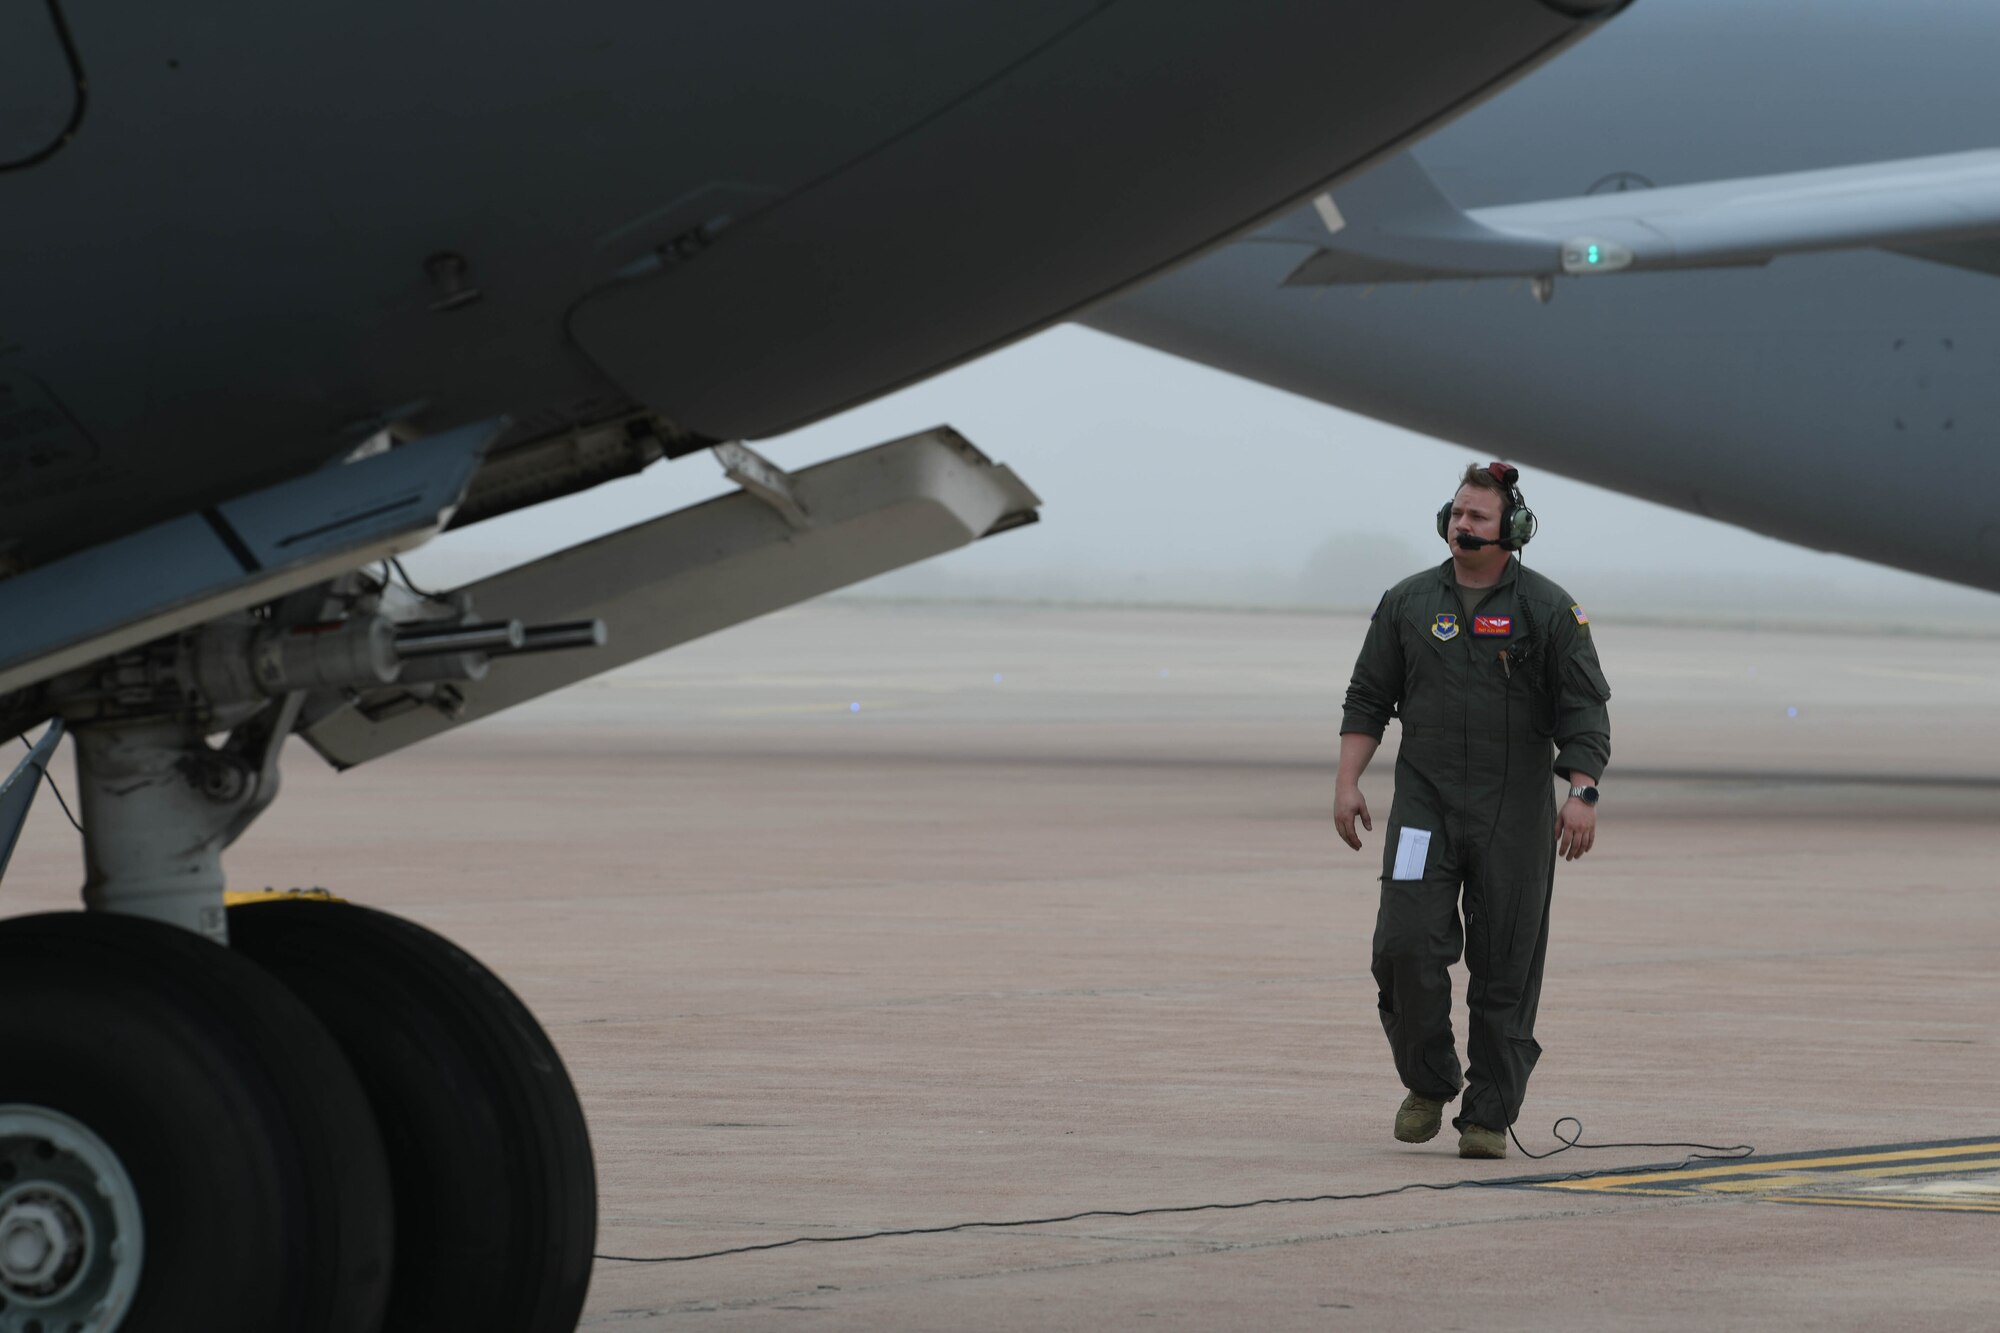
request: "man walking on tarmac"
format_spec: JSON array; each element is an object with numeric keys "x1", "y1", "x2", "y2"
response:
[{"x1": 1334, "y1": 462, "x2": 1610, "y2": 1159}]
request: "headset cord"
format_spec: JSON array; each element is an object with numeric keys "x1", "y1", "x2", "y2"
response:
[{"x1": 593, "y1": 1118, "x2": 1753, "y2": 1264}]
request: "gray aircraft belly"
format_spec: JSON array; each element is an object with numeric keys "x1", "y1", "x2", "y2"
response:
[
  {"x1": 1084, "y1": 0, "x2": 2000, "y2": 594},
  {"x1": 0, "y1": 0, "x2": 1617, "y2": 574}
]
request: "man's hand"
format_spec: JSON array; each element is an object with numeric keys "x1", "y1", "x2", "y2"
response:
[
  {"x1": 1335, "y1": 782, "x2": 1373, "y2": 851},
  {"x1": 1555, "y1": 797, "x2": 1597, "y2": 861}
]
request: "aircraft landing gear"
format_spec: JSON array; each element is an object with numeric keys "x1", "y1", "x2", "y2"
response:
[
  {"x1": 0, "y1": 912, "x2": 396, "y2": 1332},
  {"x1": 3, "y1": 618, "x2": 599, "y2": 1329},
  {"x1": 0, "y1": 900, "x2": 598, "y2": 1333},
  {"x1": 229, "y1": 900, "x2": 596, "y2": 1332}
]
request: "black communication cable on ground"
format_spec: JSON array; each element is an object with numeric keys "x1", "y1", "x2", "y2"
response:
[
  {"x1": 0, "y1": 0, "x2": 89, "y2": 175},
  {"x1": 593, "y1": 1119, "x2": 1753, "y2": 1265},
  {"x1": 16, "y1": 734, "x2": 83, "y2": 834}
]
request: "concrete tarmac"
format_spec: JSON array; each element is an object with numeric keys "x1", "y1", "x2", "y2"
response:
[{"x1": 7, "y1": 601, "x2": 1998, "y2": 1329}]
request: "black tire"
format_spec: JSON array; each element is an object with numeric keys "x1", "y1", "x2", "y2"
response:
[
  {"x1": 0, "y1": 911, "x2": 395, "y2": 1332},
  {"x1": 229, "y1": 901, "x2": 596, "y2": 1333}
]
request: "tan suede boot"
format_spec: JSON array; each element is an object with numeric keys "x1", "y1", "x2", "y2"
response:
[
  {"x1": 1457, "y1": 1123, "x2": 1507, "y2": 1159},
  {"x1": 1393, "y1": 1092, "x2": 1449, "y2": 1143}
]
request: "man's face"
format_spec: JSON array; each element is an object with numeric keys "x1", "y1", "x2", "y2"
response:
[{"x1": 1447, "y1": 484, "x2": 1504, "y2": 554}]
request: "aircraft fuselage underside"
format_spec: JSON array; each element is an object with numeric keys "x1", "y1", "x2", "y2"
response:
[{"x1": 1, "y1": 0, "x2": 1619, "y2": 573}]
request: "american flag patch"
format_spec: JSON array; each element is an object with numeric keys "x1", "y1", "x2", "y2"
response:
[
  {"x1": 1472, "y1": 616, "x2": 1512, "y2": 636},
  {"x1": 1571, "y1": 604, "x2": 1590, "y2": 626}
]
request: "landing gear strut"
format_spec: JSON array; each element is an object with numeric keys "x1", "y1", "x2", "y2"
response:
[{"x1": 73, "y1": 707, "x2": 293, "y2": 943}]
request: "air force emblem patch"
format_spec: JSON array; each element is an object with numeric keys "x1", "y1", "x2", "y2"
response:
[{"x1": 1432, "y1": 613, "x2": 1459, "y2": 641}]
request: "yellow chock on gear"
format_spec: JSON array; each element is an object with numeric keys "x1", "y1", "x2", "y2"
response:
[
  {"x1": 1458, "y1": 1124, "x2": 1507, "y2": 1159},
  {"x1": 222, "y1": 887, "x2": 346, "y2": 907}
]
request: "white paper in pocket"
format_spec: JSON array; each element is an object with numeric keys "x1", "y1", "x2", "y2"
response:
[{"x1": 1392, "y1": 827, "x2": 1432, "y2": 881}]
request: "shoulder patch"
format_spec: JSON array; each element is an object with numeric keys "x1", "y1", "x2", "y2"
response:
[{"x1": 1571, "y1": 604, "x2": 1590, "y2": 626}]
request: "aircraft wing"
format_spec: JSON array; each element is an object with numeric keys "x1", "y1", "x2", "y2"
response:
[{"x1": 1277, "y1": 148, "x2": 2000, "y2": 284}]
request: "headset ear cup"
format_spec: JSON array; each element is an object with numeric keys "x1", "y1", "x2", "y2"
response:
[
  {"x1": 1436, "y1": 501, "x2": 1452, "y2": 542},
  {"x1": 1510, "y1": 504, "x2": 1537, "y2": 549}
]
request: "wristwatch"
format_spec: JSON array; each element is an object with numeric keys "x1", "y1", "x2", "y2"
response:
[{"x1": 1568, "y1": 785, "x2": 1599, "y2": 806}]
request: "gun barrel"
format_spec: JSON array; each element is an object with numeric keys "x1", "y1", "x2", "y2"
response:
[
  {"x1": 509, "y1": 621, "x2": 609, "y2": 655},
  {"x1": 394, "y1": 620, "x2": 525, "y2": 658}
]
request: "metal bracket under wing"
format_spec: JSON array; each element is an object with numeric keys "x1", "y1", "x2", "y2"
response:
[
  {"x1": 303, "y1": 426, "x2": 1039, "y2": 769},
  {"x1": 712, "y1": 440, "x2": 810, "y2": 531},
  {"x1": 0, "y1": 419, "x2": 503, "y2": 697}
]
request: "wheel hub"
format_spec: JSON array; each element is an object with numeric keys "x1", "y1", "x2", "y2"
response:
[
  {"x1": 0, "y1": 1107, "x2": 142, "y2": 1330},
  {"x1": 0, "y1": 1187, "x2": 88, "y2": 1298}
]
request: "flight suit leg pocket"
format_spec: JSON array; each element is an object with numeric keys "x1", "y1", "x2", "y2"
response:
[
  {"x1": 1511, "y1": 1035, "x2": 1543, "y2": 1074},
  {"x1": 1505, "y1": 1036, "x2": 1544, "y2": 1121}
]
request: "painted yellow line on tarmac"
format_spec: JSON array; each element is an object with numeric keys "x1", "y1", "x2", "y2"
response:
[
  {"x1": 1830, "y1": 1157, "x2": 2000, "y2": 1182},
  {"x1": 1681, "y1": 1157, "x2": 2000, "y2": 1192},
  {"x1": 1695, "y1": 1176, "x2": 1809, "y2": 1194},
  {"x1": 1768, "y1": 1196, "x2": 2000, "y2": 1214},
  {"x1": 1526, "y1": 1140, "x2": 2000, "y2": 1213},
  {"x1": 1835, "y1": 1193, "x2": 2000, "y2": 1209},
  {"x1": 1539, "y1": 1141, "x2": 2000, "y2": 1192}
]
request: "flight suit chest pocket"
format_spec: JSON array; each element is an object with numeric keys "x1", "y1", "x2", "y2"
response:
[
  {"x1": 1397, "y1": 608, "x2": 1458, "y2": 727},
  {"x1": 1402, "y1": 607, "x2": 1461, "y2": 656}
]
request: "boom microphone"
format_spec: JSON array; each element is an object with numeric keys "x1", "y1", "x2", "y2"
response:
[{"x1": 1454, "y1": 532, "x2": 1505, "y2": 550}]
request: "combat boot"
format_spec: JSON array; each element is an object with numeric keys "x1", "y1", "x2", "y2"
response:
[
  {"x1": 1458, "y1": 1123, "x2": 1507, "y2": 1159},
  {"x1": 1393, "y1": 1091, "x2": 1449, "y2": 1143}
]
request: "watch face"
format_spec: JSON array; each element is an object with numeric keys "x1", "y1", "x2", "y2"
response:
[{"x1": 1579, "y1": 787, "x2": 1599, "y2": 805}]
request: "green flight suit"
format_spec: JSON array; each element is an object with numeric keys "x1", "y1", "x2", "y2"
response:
[{"x1": 1341, "y1": 556, "x2": 1610, "y2": 1133}]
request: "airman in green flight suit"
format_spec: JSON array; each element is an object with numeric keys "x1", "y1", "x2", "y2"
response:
[{"x1": 1334, "y1": 463, "x2": 1610, "y2": 1160}]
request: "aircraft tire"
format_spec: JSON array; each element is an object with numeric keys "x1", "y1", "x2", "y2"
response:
[
  {"x1": 0, "y1": 910, "x2": 396, "y2": 1333},
  {"x1": 229, "y1": 899, "x2": 596, "y2": 1333}
]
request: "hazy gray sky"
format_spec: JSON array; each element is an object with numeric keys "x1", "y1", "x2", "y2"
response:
[{"x1": 419, "y1": 325, "x2": 2000, "y2": 626}]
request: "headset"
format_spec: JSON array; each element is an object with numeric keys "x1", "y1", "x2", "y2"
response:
[{"x1": 1436, "y1": 461, "x2": 1538, "y2": 551}]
